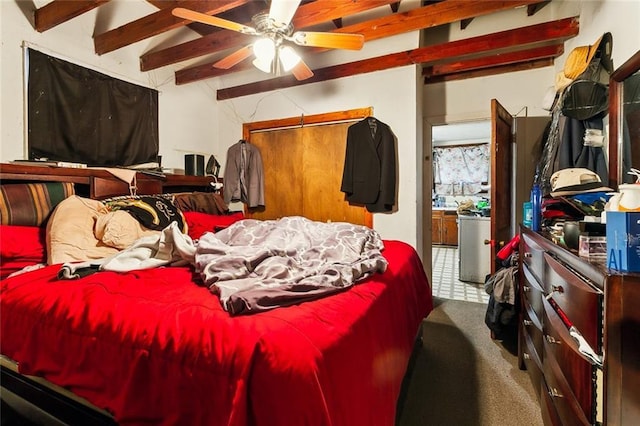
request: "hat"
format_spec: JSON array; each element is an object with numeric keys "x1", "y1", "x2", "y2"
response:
[
  {"x1": 550, "y1": 168, "x2": 613, "y2": 197},
  {"x1": 561, "y1": 79, "x2": 609, "y2": 120},
  {"x1": 555, "y1": 33, "x2": 613, "y2": 93}
]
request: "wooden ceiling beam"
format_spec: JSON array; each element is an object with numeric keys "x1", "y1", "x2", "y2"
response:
[
  {"x1": 35, "y1": 0, "x2": 109, "y2": 32},
  {"x1": 425, "y1": 58, "x2": 554, "y2": 84},
  {"x1": 94, "y1": 0, "x2": 249, "y2": 55},
  {"x1": 292, "y1": 0, "x2": 400, "y2": 28},
  {"x1": 215, "y1": 17, "x2": 578, "y2": 100},
  {"x1": 141, "y1": 0, "x2": 398, "y2": 71},
  {"x1": 175, "y1": 0, "x2": 547, "y2": 84},
  {"x1": 422, "y1": 44, "x2": 563, "y2": 78},
  {"x1": 460, "y1": 18, "x2": 473, "y2": 30},
  {"x1": 527, "y1": 1, "x2": 551, "y2": 16},
  {"x1": 327, "y1": 0, "x2": 546, "y2": 43}
]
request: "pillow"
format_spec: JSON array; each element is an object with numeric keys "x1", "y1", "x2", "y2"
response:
[
  {"x1": 103, "y1": 195, "x2": 187, "y2": 232},
  {"x1": 183, "y1": 211, "x2": 244, "y2": 240},
  {"x1": 95, "y1": 210, "x2": 160, "y2": 250},
  {"x1": 0, "y1": 225, "x2": 47, "y2": 279},
  {"x1": 0, "y1": 182, "x2": 74, "y2": 226},
  {"x1": 173, "y1": 192, "x2": 228, "y2": 215},
  {"x1": 47, "y1": 195, "x2": 119, "y2": 264}
]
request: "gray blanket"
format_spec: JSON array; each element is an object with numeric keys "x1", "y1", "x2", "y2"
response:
[{"x1": 195, "y1": 216, "x2": 388, "y2": 315}]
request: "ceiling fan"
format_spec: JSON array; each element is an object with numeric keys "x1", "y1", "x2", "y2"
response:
[{"x1": 172, "y1": 0, "x2": 365, "y2": 80}]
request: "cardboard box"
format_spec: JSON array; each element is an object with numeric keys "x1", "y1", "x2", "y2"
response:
[{"x1": 606, "y1": 212, "x2": 640, "y2": 272}]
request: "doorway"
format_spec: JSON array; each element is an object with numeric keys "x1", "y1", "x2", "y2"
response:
[
  {"x1": 430, "y1": 120, "x2": 491, "y2": 304},
  {"x1": 426, "y1": 104, "x2": 548, "y2": 303}
]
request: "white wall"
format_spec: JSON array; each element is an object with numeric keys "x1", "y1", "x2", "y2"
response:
[
  {"x1": 0, "y1": 0, "x2": 425, "y2": 250},
  {"x1": 421, "y1": 0, "x2": 639, "y2": 271},
  {"x1": 0, "y1": 1, "x2": 220, "y2": 171},
  {"x1": 1, "y1": 0, "x2": 638, "y2": 257},
  {"x1": 424, "y1": 0, "x2": 640, "y2": 129},
  {"x1": 216, "y1": 62, "x2": 423, "y2": 247},
  {"x1": 555, "y1": 0, "x2": 640, "y2": 70},
  {"x1": 213, "y1": 1, "x2": 424, "y2": 247}
]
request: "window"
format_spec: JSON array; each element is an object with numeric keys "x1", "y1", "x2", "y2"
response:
[{"x1": 433, "y1": 143, "x2": 489, "y2": 195}]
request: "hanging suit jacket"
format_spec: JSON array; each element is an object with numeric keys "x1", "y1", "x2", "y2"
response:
[
  {"x1": 223, "y1": 140, "x2": 265, "y2": 208},
  {"x1": 340, "y1": 117, "x2": 396, "y2": 213}
]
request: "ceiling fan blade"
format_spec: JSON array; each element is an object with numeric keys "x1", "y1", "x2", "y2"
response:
[
  {"x1": 172, "y1": 7, "x2": 257, "y2": 35},
  {"x1": 291, "y1": 59, "x2": 314, "y2": 81},
  {"x1": 291, "y1": 31, "x2": 365, "y2": 50},
  {"x1": 214, "y1": 45, "x2": 254, "y2": 69},
  {"x1": 268, "y1": 0, "x2": 302, "y2": 26}
]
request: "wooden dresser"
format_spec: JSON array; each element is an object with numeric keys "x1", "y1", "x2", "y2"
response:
[{"x1": 518, "y1": 227, "x2": 640, "y2": 425}]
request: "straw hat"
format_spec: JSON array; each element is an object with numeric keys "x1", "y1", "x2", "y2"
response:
[{"x1": 555, "y1": 33, "x2": 613, "y2": 93}]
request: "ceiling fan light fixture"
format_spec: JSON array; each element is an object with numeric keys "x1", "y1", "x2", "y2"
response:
[
  {"x1": 253, "y1": 38, "x2": 276, "y2": 62},
  {"x1": 252, "y1": 57, "x2": 273, "y2": 74},
  {"x1": 279, "y1": 46, "x2": 301, "y2": 72}
]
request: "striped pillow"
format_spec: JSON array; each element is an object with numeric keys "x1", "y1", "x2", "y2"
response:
[{"x1": 0, "y1": 182, "x2": 75, "y2": 226}]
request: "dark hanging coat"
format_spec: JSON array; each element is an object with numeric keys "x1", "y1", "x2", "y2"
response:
[{"x1": 340, "y1": 117, "x2": 396, "y2": 213}]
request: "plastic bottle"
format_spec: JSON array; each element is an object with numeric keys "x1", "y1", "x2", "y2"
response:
[{"x1": 530, "y1": 168, "x2": 542, "y2": 231}]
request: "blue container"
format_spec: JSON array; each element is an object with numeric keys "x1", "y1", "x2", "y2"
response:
[
  {"x1": 523, "y1": 202, "x2": 532, "y2": 228},
  {"x1": 531, "y1": 183, "x2": 542, "y2": 231}
]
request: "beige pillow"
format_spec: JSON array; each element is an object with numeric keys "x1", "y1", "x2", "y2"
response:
[
  {"x1": 46, "y1": 195, "x2": 119, "y2": 264},
  {"x1": 95, "y1": 210, "x2": 159, "y2": 250}
]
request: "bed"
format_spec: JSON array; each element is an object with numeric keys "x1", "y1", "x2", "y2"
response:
[{"x1": 0, "y1": 167, "x2": 433, "y2": 426}]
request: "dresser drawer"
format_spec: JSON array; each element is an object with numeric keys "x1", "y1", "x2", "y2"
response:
[
  {"x1": 540, "y1": 377, "x2": 563, "y2": 426},
  {"x1": 542, "y1": 297, "x2": 596, "y2": 424},
  {"x1": 543, "y1": 253, "x2": 602, "y2": 352},
  {"x1": 521, "y1": 317, "x2": 543, "y2": 396},
  {"x1": 522, "y1": 301, "x2": 544, "y2": 362},
  {"x1": 521, "y1": 263, "x2": 545, "y2": 326},
  {"x1": 521, "y1": 232, "x2": 546, "y2": 284},
  {"x1": 543, "y1": 339, "x2": 592, "y2": 426}
]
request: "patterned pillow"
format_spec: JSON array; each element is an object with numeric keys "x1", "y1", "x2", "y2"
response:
[
  {"x1": 0, "y1": 182, "x2": 75, "y2": 226},
  {"x1": 103, "y1": 195, "x2": 187, "y2": 233}
]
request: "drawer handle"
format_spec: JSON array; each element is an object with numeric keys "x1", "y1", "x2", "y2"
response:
[
  {"x1": 523, "y1": 319, "x2": 533, "y2": 326},
  {"x1": 524, "y1": 252, "x2": 532, "y2": 258},
  {"x1": 551, "y1": 284, "x2": 564, "y2": 294},
  {"x1": 548, "y1": 387, "x2": 564, "y2": 398},
  {"x1": 545, "y1": 335, "x2": 561, "y2": 345}
]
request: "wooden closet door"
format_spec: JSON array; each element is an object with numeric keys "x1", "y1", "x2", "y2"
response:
[
  {"x1": 248, "y1": 122, "x2": 370, "y2": 226},
  {"x1": 250, "y1": 128, "x2": 303, "y2": 220},
  {"x1": 300, "y1": 123, "x2": 367, "y2": 224}
]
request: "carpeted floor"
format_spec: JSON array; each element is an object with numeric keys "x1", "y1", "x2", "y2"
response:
[{"x1": 397, "y1": 297, "x2": 543, "y2": 426}]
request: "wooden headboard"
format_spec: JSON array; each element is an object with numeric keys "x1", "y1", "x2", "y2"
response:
[{"x1": 0, "y1": 163, "x2": 217, "y2": 199}]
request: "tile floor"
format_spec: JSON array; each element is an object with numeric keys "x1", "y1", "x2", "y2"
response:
[{"x1": 431, "y1": 245, "x2": 490, "y2": 304}]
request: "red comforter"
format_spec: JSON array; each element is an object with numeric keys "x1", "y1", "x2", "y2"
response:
[{"x1": 1, "y1": 240, "x2": 432, "y2": 426}]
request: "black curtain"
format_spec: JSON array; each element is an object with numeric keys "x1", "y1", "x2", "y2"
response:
[{"x1": 27, "y1": 49, "x2": 158, "y2": 167}]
